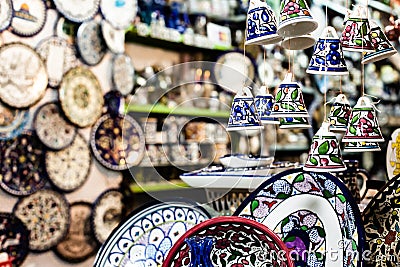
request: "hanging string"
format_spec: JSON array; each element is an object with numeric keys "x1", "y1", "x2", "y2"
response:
[
  {"x1": 324, "y1": 3, "x2": 328, "y2": 121},
  {"x1": 324, "y1": 76, "x2": 327, "y2": 121},
  {"x1": 361, "y1": 4, "x2": 365, "y2": 96},
  {"x1": 243, "y1": 44, "x2": 247, "y2": 88},
  {"x1": 340, "y1": 76, "x2": 342, "y2": 94}
]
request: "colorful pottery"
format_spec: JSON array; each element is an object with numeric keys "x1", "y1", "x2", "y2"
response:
[
  {"x1": 344, "y1": 141, "x2": 381, "y2": 152},
  {"x1": 328, "y1": 94, "x2": 352, "y2": 132},
  {"x1": 254, "y1": 85, "x2": 279, "y2": 124},
  {"x1": 279, "y1": 116, "x2": 312, "y2": 129},
  {"x1": 387, "y1": 128, "x2": 400, "y2": 180},
  {"x1": 336, "y1": 160, "x2": 370, "y2": 203},
  {"x1": 281, "y1": 34, "x2": 315, "y2": 50}
]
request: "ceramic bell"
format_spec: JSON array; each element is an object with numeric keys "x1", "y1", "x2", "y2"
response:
[
  {"x1": 227, "y1": 86, "x2": 264, "y2": 132},
  {"x1": 245, "y1": 0, "x2": 282, "y2": 45},
  {"x1": 277, "y1": 0, "x2": 318, "y2": 38},
  {"x1": 303, "y1": 122, "x2": 346, "y2": 172},
  {"x1": 340, "y1": 5, "x2": 375, "y2": 52},
  {"x1": 279, "y1": 116, "x2": 311, "y2": 129},
  {"x1": 307, "y1": 26, "x2": 349, "y2": 75},
  {"x1": 343, "y1": 141, "x2": 381, "y2": 152},
  {"x1": 281, "y1": 34, "x2": 315, "y2": 50},
  {"x1": 362, "y1": 20, "x2": 397, "y2": 64},
  {"x1": 342, "y1": 96, "x2": 384, "y2": 143},
  {"x1": 328, "y1": 93, "x2": 352, "y2": 132},
  {"x1": 387, "y1": 128, "x2": 400, "y2": 179},
  {"x1": 270, "y1": 72, "x2": 309, "y2": 118},
  {"x1": 254, "y1": 85, "x2": 279, "y2": 124}
]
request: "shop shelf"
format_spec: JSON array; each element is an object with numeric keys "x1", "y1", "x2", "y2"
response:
[{"x1": 129, "y1": 179, "x2": 189, "y2": 193}]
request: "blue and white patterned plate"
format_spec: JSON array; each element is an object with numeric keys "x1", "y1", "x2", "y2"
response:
[
  {"x1": 234, "y1": 168, "x2": 365, "y2": 267},
  {"x1": 93, "y1": 199, "x2": 212, "y2": 267}
]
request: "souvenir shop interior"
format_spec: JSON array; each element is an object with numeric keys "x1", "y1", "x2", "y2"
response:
[{"x1": 1, "y1": 0, "x2": 400, "y2": 266}]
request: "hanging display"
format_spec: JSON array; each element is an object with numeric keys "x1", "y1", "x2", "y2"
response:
[
  {"x1": 101, "y1": 20, "x2": 126, "y2": 54},
  {"x1": 254, "y1": 85, "x2": 279, "y2": 124},
  {"x1": 111, "y1": 53, "x2": 135, "y2": 96},
  {"x1": 53, "y1": 0, "x2": 100, "y2": 23},
  {"x1": 327, "y1": 93, "x2": 352, "y2": 132},
  {"x1": 76, "y1": 20, "x2": 107, "y2": 66},
  {"x1": 0, "y1": 0, "x2": 12, "y2": 32},
  {"x1": 387, "y1": 128, "x2": 400, "y2": 180},
  {"x1": 10, "y1": 0, "x2": 47, "y2": 37},
  {"x1": 0, "y1": 101, "x2": 30, "y2": 141},
  {"x1": 100, "y1": 0, "x2": 137, "y2": 30},
  {"x1": 281, "y1": 34, "x2": 315, "y2": 50}
]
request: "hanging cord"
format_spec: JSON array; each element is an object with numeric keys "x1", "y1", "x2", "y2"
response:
[
  {"x1": 361, "y1": 4, "x2": 366, "y2": 96},
  {"x1": 340, "y1": 76, "x2": 342, "y2": 94},
  {"x1": 323, "y1": 4, "x2": 328, "y2": 122},
  {"x1": 243, "y1": 44, "x2": 247, "y2": 88}
]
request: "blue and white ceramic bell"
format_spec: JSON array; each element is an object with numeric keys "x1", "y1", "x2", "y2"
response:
[{"x1": 254, "y1": 85, "x2": 279, "y2": 124}]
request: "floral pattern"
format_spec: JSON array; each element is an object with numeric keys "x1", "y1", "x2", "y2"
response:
[
  {"x1": 247, "y1": 6, "x2": 278, "y2": 42},
  {"x1": 340, "y1": 18, "x2": 374, "y2": 51},
  {"x1": 228, "y1": 97, "x2": 262, "y2": 129},
  {"x1": 255, "y1": 94, "x2": 279, "y2": 124},
  {"x1": 280, "y1": 0, "x2": 311, "y2": 23},
  {"x1": 328, "y1": 102, "x2": 352, "y2": 132},
  {"x1": 307, "y1": 39, "x2": 348, "y2": 74},
  {"x1": 271, "y1": 82, "x2": 308, "y2": 118}
]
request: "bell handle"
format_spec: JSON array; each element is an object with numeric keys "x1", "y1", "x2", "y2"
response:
[
  {"x1": 321, "y1": 26, "x2": 339, "y2": 39},
  {"x1": 237, "y1": 86, "x2": 253, "y2": 97}
]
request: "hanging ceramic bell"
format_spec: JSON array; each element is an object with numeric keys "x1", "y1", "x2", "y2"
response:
[
  {"x1": 227, "y1": 86, "x2": 264, "y2": 132},
  {"x1": 281, "y1": 34, "x2": 315, "y2": 50},
  {"x1": 362, "y1": 20, "x2": 397, "y2": 64},
  {"x1": 328, "y1": 93, "x2": 352, "y2": 132},
  {"x1": 277, "y1": 0, "x2": 318, "y2": 38},
  {"x1": 307, "y1": 26, "x2": 349, "y2": 75},
  {"x1": 245, "y1": 0, "x2": 282, "y2": 45},
  {"x1": 343, "y1": 141, "x2": 381, "y2": 152},
  {"x1": 270, "y1": 72, "x2": 309, "y2": 118},
  {"x1": 254, "y1": 85, "x2": 279, "y2": 124},
  {"x1": 303, "y1": 122, "x2": 346, "y2": 172},
  {"x1": 340, "y1": 5, "x2": 375, "y2": 52},
  {"x1": 279, "y1": 116, "x2": 311, "y2": 129},
  {"x1": 342, "y1": 96, "x2": 384, "y2": 143}
]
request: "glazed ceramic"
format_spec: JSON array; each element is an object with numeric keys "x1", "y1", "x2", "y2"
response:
[{"x1": 387, "y1": 128, "x2": 400, "y2": 180}]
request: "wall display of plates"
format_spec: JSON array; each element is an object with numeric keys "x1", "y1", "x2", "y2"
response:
[
  {"x1": 13, "y1": 189, "x2": 70, "y2": 252},
  {"x1": 55, "y1": 16, "x2": 79, "y2": 45},
  {"x1": 10, "y1": 0, "x2": 47, "y2": 37},
  {"x1": 101, "y1": 20, "x2": 125, "y2": 54},
  {"x1": 53, "y1": 0, "x2": 100, "y2": 23},
  {"x1": 45, "y1": 133, "x2": 91, "y2": 192},
  {"x1": 0, "y1": 0, "x2": 12, "y2": 32},
  {"x1": 33, "y1": 102, "x2": 77, "y2": 150},
  {"x1": 36, "y1": 36, "x2": 79, "y2": 88},
  {"x1": 99, "y1": 0, "x2": 137, "y2": 30},
  {"x1": 387, "y1": 128, "x2": 400, "y2": 180},
  {"x1": 76, "y1": 20, "x2": 107, "y2": 66},
  {"x1": 111, "y1": 53, "x2": 135, "y2": 96},
  {"x1": 54, "y1": 201, "x2": 99, "y2": 263},
  {"x1": 0, "y1": 43, "x2": 48, "y2": 108},
  {"x1": 90, "y1": 113, "x2": 145, "y2": 171},
  {"x1": 59, "y1": 66, "x2": 104, "y2": 128},
  {"x1": 0, "y1": 131, "x2": 47, "y2": 196},
  {"x1": 234, "y1": 169, "x2": 365, "y2": 267},
  {"x1": 91, "y1": 189, "x2": 124, "y2": 244},
  {"x1": 0, "y1": 212, "x2": 30, "y2": 266},
  {"x1": 163, "y1": 216, "x2": 294, "y2": 267},
  {"x1": 0, "y1": 101, "x2": 30, "y2": 140},
  {"x1": 94, "y1": 199, "x2": 212, "y2": 267}
]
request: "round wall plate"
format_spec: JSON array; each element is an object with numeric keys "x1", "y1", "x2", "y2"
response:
[
  {"x1": 0, "y1": 0, "x2": 13, "y2": 32},
  {"x1": 45, "y1": 133, "x2": 91, "y2": 192},
  {"x1": 53, "y1": 0, "x2": 100, "y2": 23},
  {"x1": 76, "y1": 20, "x2": 106, "y2": 66},
  {"x1": 36, "y1": 36, "x2": 79, "y2": 88},
  {"x1": 111, "y1": 53, "x2": 135, "y2": 96},
  {"x1": 59, "y1": 67, "x2": 104, "y2": 128},
  {"x1": 90, "y1": 114, "x2": 145, "y2": 171},
  {"x1": 13, "y1": 189, "x2": 70, "y2": 252},
  {"x1": 11, "y1": 0, "x2": 47, "y2": 37},
  {"x1": 0, "y1": 43, "x2": 48, "y2": 108},
  {"x1": 54, "y1": 16, "x2": 80, "y2": 45},
  {"x1": 101, "y1": 20, "x2": 125, "y2": 54},
  {"x1": 0, "y1": 131, "x2": 47, "y2": 196},
  {"x1": 0, "y1": 101, "x2": 30, "y2": 140},
  {"x1": 33, "y1": 102, "x2": 77, "y2": 150},
  {"x1": 54, "y1": 201, "x2": 98, "y2": 263},
  {"x1": 100, "y1": 0, "x2": 137, "y2": 30}
]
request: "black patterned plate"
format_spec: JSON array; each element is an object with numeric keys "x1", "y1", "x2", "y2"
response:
[
  {"x1": 0, "y1": 212, "x2": 30, "y2": 266},
  {"x1": 90, "y1": 114, "x2": 145, "y2": 171},
  {"x1": 54, "y1": 201, "x2": 98, "y2": 263},
  {"x1": 11, "y1": 0, "x2": 47, "y2": 37},
  {"x1": 13, "y1": 189, "x2": 70, "y2": 252},
  {"x1": 0, "y1": 131, "x2": 47, "y2": 196}
]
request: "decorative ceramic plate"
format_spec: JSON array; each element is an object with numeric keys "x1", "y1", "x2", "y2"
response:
[
  {"x1": 0, "y1": 212, "x2": 30, "y2": 266},
  {"x1": 53, "y1": 0, "x2": 100, "y2": 22},
  {"x1": 54, "y1": 201, "x2": 98, "y2": 263},
  {"x1": 234, "y1": 168, "x2": 365, "y2": 267},
  {"x1": 33, "y1": 102, "x2": 77, "y2": 150},
  {"x1": 362, "y1": 173, "x2": 400, "y2": 267},
  {"x1": 36, "y1": 36, "x2": 79, "y2": 88},
  {"x1": 387, "y1": 128, "x2": 400, "y2": 180},
  {"x1": 91, "y1": 189, "x2": 124, "y2": 244},
  {"x1": 101, "y1": 20, "x2": 125, "y2": 54},
  {"x1": 59, "y1": 67, "x2": 104, "y2": 128},
  {"x1": 219, "y1": 154, "x2": 274, "y2": 168},
  {"x1": 0, "y1": 0, "x2": 12, "y2": 32},
  {"x1": 11, "y1": 0, "x2": 46, "y2": 36},
  {"x1": 100, "y1": 0, "x2": 137, "y2": 30},
  {"x1": 111, "y1": 53, "x2": 135, "y2": 96},
  {"x1": 163, "y1": 216, "x2": 294, "y2": 267},
  {"x1": 93, "y1": 199, "x2": 212, "y2": 267},
  {"x1": 213, "y1": 51, "x2": 255, "y2": 93},
  {"x1": 0, "y1": 131, "x2": 47, "y2": 196},
  {"x1": 55, "y1": 16, "x2": 79, "y2": 45},
  {"x1": 76, "y1": 20, "x2": 106, "y2": 66},
  {"x1": 0, "y1": 101, "x2": 29, "y2": 140},
  {"x1": 0, "y1": 43, "x2": 48, "y2": 108},
  {"x1": 45, "y1": 133, "x2": 91, "y2": 192},
  {"x1": 90, "y1": 114, "x2": 145, "y2": 170},
  {"x1": 13, "y1": 189, "x2": 70, "y2": 252}
]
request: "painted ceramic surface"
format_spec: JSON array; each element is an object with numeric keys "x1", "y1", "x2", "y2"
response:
[
  {"x1": 163, "y1": 216, "x2": 294, "y2": 267},
  {"x1": 362, "y1": 173, "x2": 400, "y2": 267},
  {"x1": 362, "y1": 23, "x2": 397, "y2": 64},
  {"x1": 76, "y1": 20, "x2": 106, "y2": 66},
  {"x1": 53, "y1": 0, "x2": 100, "y2": 22},
  {"x1": 0, "y1": 102, "x2": 29, "y2": 140},
  {"x1": 227, "y1": 97, "x2": 262, "y2": 130},
  {"x1": 0, "y1": 0, "x2": 12, "y2": 32},
  {"x1": 328, "y1": 101, "x2": 352, "y2": 132},
  {"x1": 255, "y1": 94, "x2": 279, "y2": 124},
  {"x1": 344, "y1": 141, "x2": 381, "y2": 152},
  {"x1": 11, "y1": 0, "x2": 46, "y2": 36},
  {"x1": 279, "y1": 116, "x2": 311, "y2": 129},
  {"x1": 341, "y1": 18, "x2": 374, "y2": 52},
  {"x1": 234, "y1": 168, "x2": 365, "y2": 267},
  {"x1": 387, "y1": 128, "x2": 400, "y2": 180},
  {"x1": 0, "y1": 212, "x2": 30, "y2": 267},
  {"x1": 100, "y1": 0, "x2": 137, "y2": 30},
  {"x1": 93, "y1": 200, "x2": 211, "y2": 267},
  {"x1": 111, "y1": 53, "x2": 135, "y2": 96},
  {"x1": 280, "y1": 0, "x2": 313, "y2": 24},
  {"x1": 271, "y1": 82, "x2": 309, "y2": 118}
]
